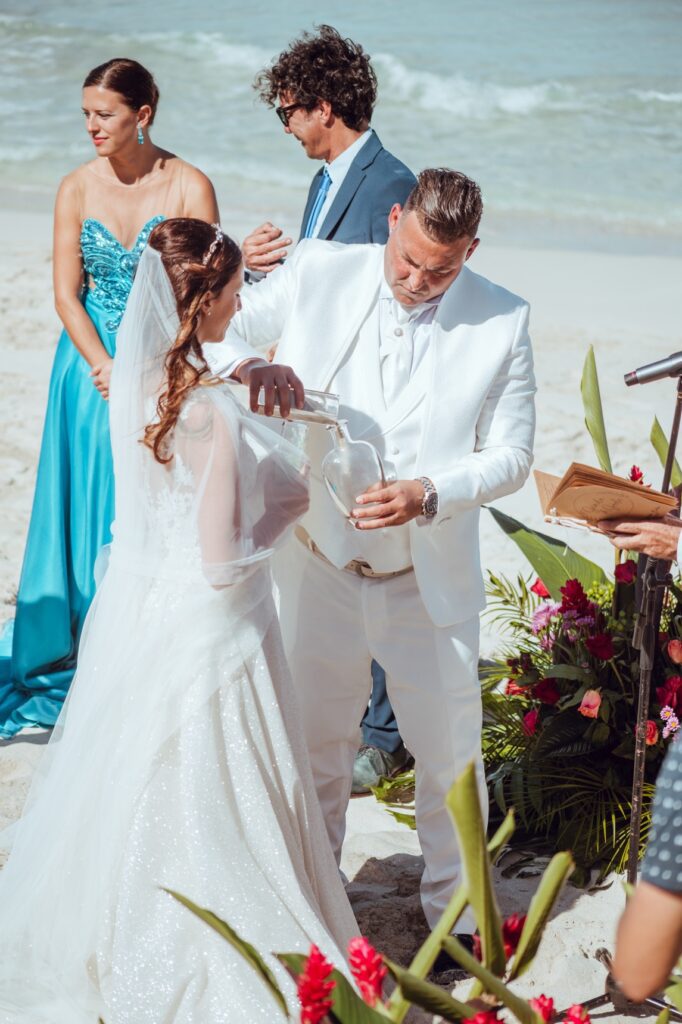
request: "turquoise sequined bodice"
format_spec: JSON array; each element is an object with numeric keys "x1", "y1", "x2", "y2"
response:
[{"x1": 80, "y1": 216, "x2": 164, "y2": 332}]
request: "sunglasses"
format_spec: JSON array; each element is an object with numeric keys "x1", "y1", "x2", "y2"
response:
[{"x1": 275, "y1": 102, "x2": 306, "y2": 127}]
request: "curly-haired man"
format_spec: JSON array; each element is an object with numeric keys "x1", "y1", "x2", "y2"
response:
[
  {"x1": 243, "y1": 25, "x2": 416, "y2": 266},
  {"x1": 243, "y1": 25, "x2": 417, "y2": 796}
]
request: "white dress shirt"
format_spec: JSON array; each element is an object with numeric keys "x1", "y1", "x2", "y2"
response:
[
  {"x1": 378, "y1": 279, "x2": 443, "y2": 407},
  {"x1": 310, "y1": 129, "x2": 374, "y2": 239}
]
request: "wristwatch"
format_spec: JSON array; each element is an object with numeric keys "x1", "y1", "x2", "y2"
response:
[{"x1": 416, "y1": 476, "x2": 439, "y2": 519}]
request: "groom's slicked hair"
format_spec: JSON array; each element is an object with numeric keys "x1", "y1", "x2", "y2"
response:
[
  {"x1": 254, "y1": 24, "x2": 377, "y2": 131},
  {"x1": 404, "y1": 169, "x2": 483, "y2": 243}
]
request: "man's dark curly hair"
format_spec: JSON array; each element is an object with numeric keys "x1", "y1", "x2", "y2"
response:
[{"x1": 254, "y1": 24, "x2": 377, "y2": 131}]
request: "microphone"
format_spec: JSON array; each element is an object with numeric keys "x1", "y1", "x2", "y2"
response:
[{"x1": 625, "y1": 351, "x2": 682, "y2": 386}]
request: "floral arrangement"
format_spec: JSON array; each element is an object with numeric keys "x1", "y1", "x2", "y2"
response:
[{"x1": 482, "y1": 555, "x2": 682, "y2": 877}]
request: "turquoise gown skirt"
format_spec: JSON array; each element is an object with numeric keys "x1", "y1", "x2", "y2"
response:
[{"x1": 0, "y1": 291, "x2": 116, "y2": 737}]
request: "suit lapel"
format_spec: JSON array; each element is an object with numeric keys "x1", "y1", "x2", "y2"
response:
[{"x1": 316, "y1": 132, "x2": 383, "y2": 240}]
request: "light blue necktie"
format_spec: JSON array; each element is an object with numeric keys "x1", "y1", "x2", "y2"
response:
[{"x1": 303, "y1": 167, "x2": 332, "y2": 239}]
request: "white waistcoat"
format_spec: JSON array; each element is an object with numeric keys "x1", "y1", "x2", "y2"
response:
[{"x1": 300, "y1": 303, "x2": 431, "y2": 572}]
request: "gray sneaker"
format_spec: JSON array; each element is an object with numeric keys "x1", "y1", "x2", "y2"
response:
[{"x1": 351, "y1": 743, "x2": 413, "y2": 795}]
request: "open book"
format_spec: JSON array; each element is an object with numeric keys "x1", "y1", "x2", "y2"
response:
[{"x1": 534, "y1": 463, "x2": 677, "y2": 528}]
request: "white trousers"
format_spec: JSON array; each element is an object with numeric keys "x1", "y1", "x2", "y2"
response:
[{"x1": 276, "y1": 540, "x2": 487, "y2": 930}]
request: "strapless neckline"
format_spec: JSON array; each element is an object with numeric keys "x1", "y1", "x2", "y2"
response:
[{"x1": 82, "y1": 216, "x2": 161, "y2": 253}]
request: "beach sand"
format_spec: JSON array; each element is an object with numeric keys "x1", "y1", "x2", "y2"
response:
[{"x1": 1, "y1": 202, "x2": 680, "y2": 1019}]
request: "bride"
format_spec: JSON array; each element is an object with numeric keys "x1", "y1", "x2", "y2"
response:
[{"x1": 0, "y1": 219, "x2": 357, "y2": 1023}]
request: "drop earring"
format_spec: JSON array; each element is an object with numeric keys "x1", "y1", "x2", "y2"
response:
[{"x1": 137, "y1": 124, "x2": 144, "y2": 145}]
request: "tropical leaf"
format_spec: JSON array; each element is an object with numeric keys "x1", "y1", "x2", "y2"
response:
[
  {"x1": 165, "y1": 889, "x2": 289, "y2": 1017},
  {"x1": 581, "y1": 345, "x2": 612, "y2": 473},
  {"x1": 446, "y1": 764, "x2": 506, "y2": 976},
  {"x1": 530, "y1": 709, "x2": 592, "y2": 760},
  {"x1": 441, "y1": 936, "x2": 541, "y2": 1024},
  {"x1": 665, "y1": 978, "x2": 682, "y2": 1013},
  {"x1": 487, "y1": 506, "x2": 607, "y2": 600},
  {"x1": 384, "y1": 958, "x2": 476, "y2": 1022},
  {"x1": 278, "y1": 954, "x2": 389, "y2": 1024},
  {"x1": 507, "y1": 851, "x2": 574, "y2": 980},
  {"x1": 651, "y1": 417, "x2": 682, "y2": 488}
]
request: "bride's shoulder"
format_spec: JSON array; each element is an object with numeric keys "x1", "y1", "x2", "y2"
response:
[{"x1": 177, "y1": 383, "x2": 240, "y2": 439}]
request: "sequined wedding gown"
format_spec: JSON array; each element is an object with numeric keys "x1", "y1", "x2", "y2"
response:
[{"x1": 0, "y1": 249, "x2": 357, "y2": 1022}]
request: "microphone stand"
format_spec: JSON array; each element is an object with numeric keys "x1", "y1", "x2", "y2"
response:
[{"x1": 565, "y1": 375, "x2": 682, "y2": 1021}]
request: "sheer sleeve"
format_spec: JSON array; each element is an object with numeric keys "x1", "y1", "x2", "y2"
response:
[
  {"x1": 252, "y1": 450, "x2": 310, "y2": 551},
  {"x1": 175, "y1": 391, "x2": 251, "y2": 587}
]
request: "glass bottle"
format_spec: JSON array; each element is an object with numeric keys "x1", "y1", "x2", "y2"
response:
[
  {"x1": 321, "y1": 420, "x2": 386, "y2": 523},
  {"x1": 255, "y1": 386, "x2": 340, "y2": 425}
]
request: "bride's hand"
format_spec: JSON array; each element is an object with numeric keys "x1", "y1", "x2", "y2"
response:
[{"x1": 91, "y1": 357, "x2": 114, "y2": 400}]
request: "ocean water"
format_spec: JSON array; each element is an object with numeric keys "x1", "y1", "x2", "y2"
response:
[{"x1": 1, "y1": 0, "x2": 681, "y2": 252}]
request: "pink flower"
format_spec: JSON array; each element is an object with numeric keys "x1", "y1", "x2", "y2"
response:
[
  {"x1": 534, "y1": 678, "x2": 560, "y2": 705},
  {"x1": 614, "y1": 559, "x2": 637, "y2": 584},
  {"x1": 530, "y1": 995, "x2": 555, "y2": 1022},
  {"x1": 661, "y1": 706, "x2": 681, "y2": 739},
  {"x1": 297, "y1": 945, "x2": 335, "y2": 1024},
  {"x1": 506, "y1": 680, "x2": 527, "y2": 697},
  {"x1": 532, "y1": 602, "x2": 562, "y2": 635},
  {"x1": 645, "y1": 720, "x2": 659, "y2": 746},
  {"x1": 502, "y1": 913, "x2": 526, "y2": 959},
  {"x1": 463, "y1": 1013, "x2": 503, "y2": 1024},
  {"x1": 523, "y1": 709, "x2": 540, "y2": 736},
  {"x1": 578, "y1": 690, "x2": 602, "y2": 719},
  {"x1": 629, "y1": 465, "x2": 644, "y2": 484},
  {"x1": 657, "y1": 675, "x2": 682, "y2": 716},
  {"x1": 347, "y1": 937, "x2": 386, "y2": 1007},
  {"x1": 531, "y1": 578, "x2": 551, "y2": 599},
  {"x1": 668, "y1": 640, "x2": 682, "y2": 665},
  {"x1": 563, "y1": 1004, "x2": 591, "y2": 1024}
]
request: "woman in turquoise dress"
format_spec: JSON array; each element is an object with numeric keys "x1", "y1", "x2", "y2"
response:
[{"x1": 0, "y1": 58, "x2": 219, "y2": 737}]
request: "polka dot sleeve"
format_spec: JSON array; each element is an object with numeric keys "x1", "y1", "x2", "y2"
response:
[{"x1": 642, "y1": 743, "x2": 682, "y2": 893}]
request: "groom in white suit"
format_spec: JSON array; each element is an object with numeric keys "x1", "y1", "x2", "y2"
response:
[{"x1": 210, "y1": 169, "x2": 536, "y2": 931}]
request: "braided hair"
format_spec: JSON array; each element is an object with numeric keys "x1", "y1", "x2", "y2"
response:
[{"x1": 142, "y1": 218, "x2": 242, "y2": 464}]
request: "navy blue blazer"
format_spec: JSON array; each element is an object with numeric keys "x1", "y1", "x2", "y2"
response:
[{"x1": 299, "y1": 131, "x2": 416, "y2": 245}]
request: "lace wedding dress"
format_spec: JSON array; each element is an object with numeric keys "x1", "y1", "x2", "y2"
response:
[{"x1": 0, "y1": 248, "x2": 357, "y2": 1023}]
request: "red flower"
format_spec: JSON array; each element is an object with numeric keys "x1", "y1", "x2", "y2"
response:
[
  {"x1": 668, "y1": 639, "x2": 682, "y2": 665},
  {"x1": 530, "y1": 995, "x2": 555, "y2": 1022},
  {"x1": 347, "y1": 937, "x2": 386, "y2": 1007},
  {"x1": 657, "y1": 675, "x2": 682, "y2": 716},
  {"x1": 506, "y1": 680, "x2": 527, "y2": 696},
  {"x1": 585, "y1": 633, "x2": 614, "y2": 660},
  {"x1": 563, "y1": 1004, "x2": 591, "y2": 1024},
  {"x1": 502, "y1": 913, "x2": 526, "y2": 959},
  {"x1": 531, "y1": 578, "x2": 551, "y2": 598},
  {"x1": 534, "y1": 678, "x2": 560, "y2": 705},
  {"x1": 463, "y1": 1013, "x2": 503, "y2": 1024},
  {"x1": 560, "y1": 579, "x2": 590, "y2": 616},
  {"x1": 629, "y1": 465, "x2": 644, "y2": 484},
  {"x1": 297, "y1": 945, "x2": 335, "y2": 1024},
  {"x1": 523, "y1": 709, "x2": 540, "y2": 736},
  {"x1": 645, "y1": 720, "x2": 659, "y2": 746},
  {"x1": 614, "y1": 559, "x2": 637, "y2": 584}
]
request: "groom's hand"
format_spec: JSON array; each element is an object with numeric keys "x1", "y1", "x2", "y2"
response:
[
  {"x1": 242, "y1": 222, "x2": 292, "y2": 274},
  {"x1": 352, "y1": 480, "x2": 425, "y2": 528},
  {"x1": 235, "y1": 358, "x2": 305, "y2": 419}
]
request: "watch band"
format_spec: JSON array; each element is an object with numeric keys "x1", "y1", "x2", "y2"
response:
[{"x1": 416, "y1": 476, "x2": 438, "y2": 519}]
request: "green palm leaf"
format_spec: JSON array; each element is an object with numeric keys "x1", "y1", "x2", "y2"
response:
[
  {"x1": 581, "y1": 345, "x2": 612, "y2": 473},
  {"x1": 651, "y1": 417, "x2": 682, "y2": 487},
  {"x1": 487, "y1": 506, "x2": 607, "y2": 599}
]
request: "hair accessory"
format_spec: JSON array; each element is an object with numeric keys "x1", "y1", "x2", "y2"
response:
[
  {"x1": 137, "y1": 124, "x2": 144, "y2": 145},
  {"x1": 203, "y1": 223, "x2": 224, "y2": 265}
]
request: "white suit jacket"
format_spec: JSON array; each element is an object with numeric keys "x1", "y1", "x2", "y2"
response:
[{"x1": 209, "y1": 240, "x2": 536, "y2": 627}]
